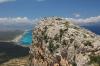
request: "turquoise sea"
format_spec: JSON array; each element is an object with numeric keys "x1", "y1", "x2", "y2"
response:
[{"x1": 19, "y1": 30, "x2": 32, "y2": 46}]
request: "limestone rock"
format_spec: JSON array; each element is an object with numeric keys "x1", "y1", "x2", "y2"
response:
[{"x1": 30, "y1": 17, "x2": 100, "y2": 66}]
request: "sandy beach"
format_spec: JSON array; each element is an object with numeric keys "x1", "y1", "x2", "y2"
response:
[{"x1": 12, "y1": 31, "x2": 26, "y2": 42}]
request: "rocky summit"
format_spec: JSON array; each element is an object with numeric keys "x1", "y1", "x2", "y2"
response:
[{"x1": 30, "y1": 17, "x2": 100, "y2": 66}]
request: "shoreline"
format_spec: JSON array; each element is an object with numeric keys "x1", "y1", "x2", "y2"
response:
[
  {"x1": 11, "y1": 31, "x2": 27, "y2": 42},
  {"x1": 0, "y1": 30, "x2": 31, "y2": 47}
]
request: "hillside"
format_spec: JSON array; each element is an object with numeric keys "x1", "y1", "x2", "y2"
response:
[
  {"x1": 0, "y1": 30, "x2": 24, "y2": 41},
  {"x1": 30, "y1": 17, "x2": 100, "y2": 66}
]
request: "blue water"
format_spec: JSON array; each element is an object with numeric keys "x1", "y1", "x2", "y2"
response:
[
  {"x1": 82, "y1": 23, "x2": 100, "y2": 35},
  {"x1": 19, "y1": 30, "x2": 32, "y2": 46}
]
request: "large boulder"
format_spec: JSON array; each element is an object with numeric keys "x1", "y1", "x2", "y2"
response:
[{"x1": 30, "y1": 17, "x2": 100, "y2": 66}]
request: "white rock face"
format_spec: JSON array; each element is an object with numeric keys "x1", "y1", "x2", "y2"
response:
[
  {"x1": 30, "y1": 17, "x2": 100, "y2": 66},
  {"x1": 75, "y1": 53, "x2": 90, "y2": 66}
]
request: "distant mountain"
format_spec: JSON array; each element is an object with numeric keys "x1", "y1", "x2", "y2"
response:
[
  {"x1": 0, "y1": 24, "x2": 33, "y2": 30},
  {"x1": 0, "y1": 30, "x2": 24, "y2": 41}
]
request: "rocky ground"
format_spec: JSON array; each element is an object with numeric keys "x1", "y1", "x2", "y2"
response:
[
  {"x1": 0, "y1": 56, "x2": 29, "y2": 66},
  {"x1": 30, "y1": 17, "x2": 100, "y2": 66}
]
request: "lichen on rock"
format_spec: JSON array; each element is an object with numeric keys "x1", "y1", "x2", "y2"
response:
[{"x1": 30, "y1": 17, "x2": 100, "y2": 66}]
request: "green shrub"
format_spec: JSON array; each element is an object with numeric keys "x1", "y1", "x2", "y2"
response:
[
  {"x1": 63, "y1": 21, "x2": 69, "y2": 27},
  {"x1": 89, "y1": 55, "x2": 100, "y2": 65},
  {"x1": 48, "y1": 40, "x2": 59, "y2": 53},
  {"x1": 84, "y1": 41, "x2": 92, "y2": 46}
]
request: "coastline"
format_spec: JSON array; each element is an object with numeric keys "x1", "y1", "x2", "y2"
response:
[
  {"x1": 11, "y1": 31, "x2": 26, "y2": 42},
  {"x1": 0, "y1": 30, "x2": 31, "y2": 47}
]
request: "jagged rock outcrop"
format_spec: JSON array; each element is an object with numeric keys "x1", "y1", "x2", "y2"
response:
[{"x1": 30, "y1": 17, "x2": 100, "y2": 66}]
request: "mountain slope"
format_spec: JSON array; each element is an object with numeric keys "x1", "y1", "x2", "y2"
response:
[{"x1": 30, "y1": 17, "x2": 100, "y2": 66}]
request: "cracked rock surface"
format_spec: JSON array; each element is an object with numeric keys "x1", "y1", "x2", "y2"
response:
[{"x1": 30, "y1": 17, "x2": 100, "y2": 66}]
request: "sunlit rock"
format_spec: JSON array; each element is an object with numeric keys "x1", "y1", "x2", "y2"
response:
[{"x1": 30, "y1": 17, "x2": 100, "y2": 66}]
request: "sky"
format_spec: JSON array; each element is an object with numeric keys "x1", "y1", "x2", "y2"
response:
[
  {"x1": 0, "y1": 0, "x2": 100, "y2": 18},
  {"x1": 0, "y1": 0, "x2": 100, "y2": 30}
]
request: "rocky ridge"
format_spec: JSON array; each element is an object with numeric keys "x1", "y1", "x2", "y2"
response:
[{"x1": 30, "y1": 17, "x2": 100, "y2": 66}]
